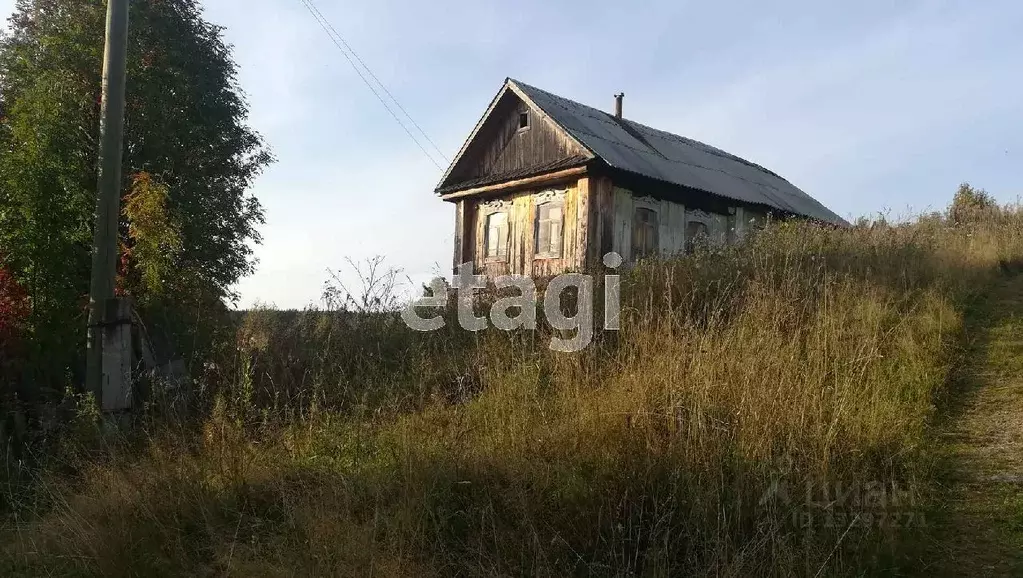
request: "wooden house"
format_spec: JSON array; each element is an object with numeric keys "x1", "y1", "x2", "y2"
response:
[{"x1": 436, "y1": 79, "x2": 845, "y2": 276}]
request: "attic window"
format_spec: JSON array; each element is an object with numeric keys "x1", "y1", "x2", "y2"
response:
[{"x1": 518, "y1": 111, "x2": 529, "y2": 130}]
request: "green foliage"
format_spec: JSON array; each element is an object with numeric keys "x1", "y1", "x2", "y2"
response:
[
  {"x1": 0, "y1": 2, "x2": 99, "y2": 388},
  {"x1": 0, "y1": 0, "x2": 271, "y2": 393},
  {"x1": 123, "y1": 172, "x2": 183, "y2": 298},
  {"x1": 950, "y1": 182, "x2": 999, "y2": 226}
]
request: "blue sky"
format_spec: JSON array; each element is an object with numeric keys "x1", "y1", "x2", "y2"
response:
[{"x1": 3, "y1": 1, "x2": 1022, "y2": 309}]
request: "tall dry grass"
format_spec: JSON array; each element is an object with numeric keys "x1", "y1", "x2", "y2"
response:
[{"x1": 4, "y1": 201, "x2": 1023, "y2": 577}]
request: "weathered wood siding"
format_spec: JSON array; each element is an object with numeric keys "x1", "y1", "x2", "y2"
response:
[
  {"x1": 464, "y1": 179, "x2": 589, "y2": 277},
  {"x1": 586, "y1": 176, "x2": 615, "y2": 270},
  {"x1": 734, "y1": 206, "x2": 769, "y2": 240},
  {"x1": 454, "y1": 176, "x2": 778, "y2": 276},
  {"x1": 609, "y1": 186, "x2": 761, "y2": 261},
  {"x1": 444, "y1": 93, "x2": 587, "y2": 188},
  {"x1": 610, "y1": 187, "x2": 689, "y2": 259}
]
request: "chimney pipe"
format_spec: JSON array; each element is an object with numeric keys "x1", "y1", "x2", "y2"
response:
[{"x1": 614, "y1": 92, "x2": 624, "y2": 119}]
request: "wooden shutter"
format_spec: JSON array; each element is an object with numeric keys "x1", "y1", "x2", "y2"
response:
[{"x1": 633, "y1": 208, "x2": 659, "y2": 259}]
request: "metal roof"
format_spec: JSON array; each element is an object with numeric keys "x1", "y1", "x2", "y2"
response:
[{"x1": 509, "y1": 79, "x2": 847, "y2": 225}]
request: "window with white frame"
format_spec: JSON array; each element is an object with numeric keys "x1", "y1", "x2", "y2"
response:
[
  {"x1": 632, "y1": 207, "x2": 659, "y2": 260},
  {"x1": 485, "y1": 212, "x2": 509, "y2": 261},
  {"x1": 534, "y1": 201, "x2": 564, "y2": 258}
]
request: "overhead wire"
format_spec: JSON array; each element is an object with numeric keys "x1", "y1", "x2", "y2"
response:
[
  {"x1": 297, "y1": 0, "x2": 446, "y2": 171},
  {"x1": 301, "y1": 0, "x2": 449, "y2": 163}
]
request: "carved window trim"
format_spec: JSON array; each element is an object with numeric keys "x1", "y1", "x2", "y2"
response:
[
  {"x1": 632, "y1": 195, "x2": 659, "y2": 211},
  {"x1": 480, "y1": 199, "x2": 512, "y2": 213},
  {"x1": 532, "y1": 188, "x2": 567, "y2": 205}
]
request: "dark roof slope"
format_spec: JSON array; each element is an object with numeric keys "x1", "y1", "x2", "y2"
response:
[{"x1": 510, "y1": 79, "x2": 846, "y2": 225}]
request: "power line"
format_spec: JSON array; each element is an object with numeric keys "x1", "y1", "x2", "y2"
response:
[
  {"x1": 297, "y1": 0, "x2": 446, "y2": 171},
  {"x1": 302, "y1": 0, "x2": 449, "y2": 163},
  {"x1": 298, "y1": 0, "x2": 443, "y2": 170}
]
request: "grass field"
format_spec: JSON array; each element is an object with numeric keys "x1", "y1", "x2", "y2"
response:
[{"x1": 3, "y1": 197, "x2": 1023, "y2": 576}]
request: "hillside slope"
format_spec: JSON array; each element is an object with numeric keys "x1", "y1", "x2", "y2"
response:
[{"x1": 921, "y1": 274, "x2": 1023, "y2": 576}]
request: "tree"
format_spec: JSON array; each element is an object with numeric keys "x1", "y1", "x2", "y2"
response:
[
  {"x1": 0, "y1": 0, "x2": 271, "y2": 394},
  {"x1": 949, "y1": 182, "x2": 998, "y2": 227}
]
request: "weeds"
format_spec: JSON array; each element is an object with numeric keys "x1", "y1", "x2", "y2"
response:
[{"x1": 4, "y1": 199, "x2": 1023, "y2": 576}]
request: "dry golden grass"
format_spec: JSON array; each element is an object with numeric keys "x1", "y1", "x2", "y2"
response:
[{"x1": 5, "y1": 202, "x2": 1023, "y2": 577}]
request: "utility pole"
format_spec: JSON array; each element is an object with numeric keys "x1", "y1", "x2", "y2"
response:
[{"x1": 86, "y1": 0, "x2": 131, "y2": 406}]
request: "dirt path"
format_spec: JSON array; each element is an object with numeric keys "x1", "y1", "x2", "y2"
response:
[{"x1": 919, "y1": 274, "x2": 1023, "y2": 576}]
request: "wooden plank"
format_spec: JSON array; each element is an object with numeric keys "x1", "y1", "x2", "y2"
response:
[
  {"x1": 564, "y1": 186, "x2": 576, "y2": 269},
  {"x1": 734, "y1": 206, "x2": 746, "y2": 241},
  {"x1": 473, "y1": 202, "x2": 485, "y2": 271},
  {"x1": 592, "y1": 176, "x2": 614, "y2": 265},
  {"x1": 575, "y1": 177, "x2": 590, "y2": 270},
  {"x1": 667, "y1": 201, "x2": 687, "y2": 254},
  {"x1": 612, "y1": 187, "x2": 633, "y2": 259},
  {"x1": 437, "y1": 84, "x2": 518, "y2": 191},
  {"x1": 452, "y1": 200, "x2": 465, "y2": 272},
  {"x1": 513, "y1": 195, "x2": 530, "y2": 275},
  {"x1": 440, "y1": 167, "x2": 588, "y2": 201},
  {"x1": 441, "y1": 87, "x2": 592, "y2": 192}
]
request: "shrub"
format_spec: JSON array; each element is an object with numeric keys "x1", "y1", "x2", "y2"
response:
[
  {"x1": 6, "y1": 201, "x2": 1023, "y2": 576},
  {"x1": 949, "y1": 182, "x2": 999, "y2": 226}
]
